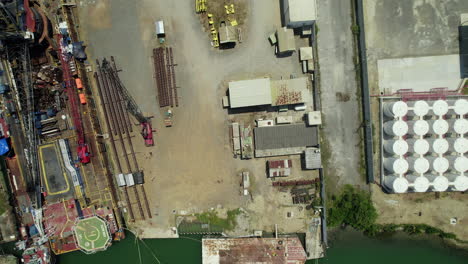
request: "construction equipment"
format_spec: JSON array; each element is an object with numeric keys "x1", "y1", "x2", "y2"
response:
[
  {"x1": 56, "y1": 34, "x2": 90, "y2": 163},
  {"x1": 195, "y1": 0, "x2": 207, "y2": 13},
  {"x1": 164, "y1": 109, "x2": 173, "y2": 127},
  {"x1": 101, "y1": 58, "x2": 155, "y2": 147}
]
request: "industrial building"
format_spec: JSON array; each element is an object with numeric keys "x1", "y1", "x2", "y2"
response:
[
  {"x1": 228, "y1": 77, "x2": 310, "y2": 108},
  {"x1": 254, "y1": 124, "x2": 318, "y2": 157},
  {"x1": 380, "y1": 94, "x2": 468, "y2": 193},
  {"x1": 218, "y1": 22, "x2": 237, "y2": 44},
  {"x1": 276, "y1": 27, "x2": 296, "y2": 54},
  {"x1": 202, "y1": 237, "x2": 307, "y2": 264},
  {"x1": 282, "y1": 0, "x2": 317, "y2": 29}
]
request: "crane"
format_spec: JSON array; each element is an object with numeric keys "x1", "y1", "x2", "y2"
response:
[
  {"x1": 56, "y1": 34, "x2": 90, "y2": 163},
  {"x1": 100, "y1": 58, "x2": 154, "y2": 146}
]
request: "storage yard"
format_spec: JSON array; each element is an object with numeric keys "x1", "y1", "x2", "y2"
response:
[{"x1": 0, "y1": 0, "x2": 325, "y2": 262}]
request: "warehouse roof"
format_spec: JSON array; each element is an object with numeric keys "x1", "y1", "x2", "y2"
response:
[
  {"x1": 284, "y1": 0, "x2": 317, "y2": 24},
  {"x1": 277, "y1": 27, "x2": 295, "y2": 53},
  {"x1": 299, "y1": 46, "x2": 313, "y2": 61},
  {"x1": 271, "y1": 77, "x2": 308, "y2": 106},
  {"x1": 219, "y1": 23, "x2": 237, "y2": 44},
  {"x1": 460, "y1": 25, "x2": 468, "y2": 78},
  {"x1": 202, "y1": 237, "x2": 307, "y2": 264},
  {"x1": 254, "y1": 124, "x2": 317, "y2": 150},
  {"x1": 305, "y1": 148, "x2": 321, "y2": 169},
  {"x1": 228, "y1": 78, "x2": 272, "y2": 108}
]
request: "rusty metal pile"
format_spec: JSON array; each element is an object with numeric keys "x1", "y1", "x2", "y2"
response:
[{"x1": 153, "y1": 47, "x2": 179, "y2": 107}]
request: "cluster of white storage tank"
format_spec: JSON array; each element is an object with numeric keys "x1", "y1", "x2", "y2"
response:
[{"x1": 382, "y1": 98, "x2": 468, "y2": 193}]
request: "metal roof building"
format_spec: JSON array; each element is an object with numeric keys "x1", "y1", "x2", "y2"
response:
[
  {"x1": 254, "y1": 124, "x2": 318, "y2": 157},
  {"x1": 277, "y1": 27, "x2": 295, "y2": 53},
  {"x1": 219, "y1": 23, "x2": 237, "y2": 44},
  {"x1": 228, "y1": 78, "x2": 272, "y2": 108},
  {"x1": 460, "y1": 25, "x2": 468, "y2": 78},
  {"x1": 271, "y1": 77, "x2": 309, "y2": 106},
  {"x1": 202, "y1": 237, "x2": 307, "y2": 264},
  {"x1": 282, "y1": 0, "x2": 317, "y2": 28}
]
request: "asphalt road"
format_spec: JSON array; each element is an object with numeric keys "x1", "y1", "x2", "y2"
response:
[{"x1": 316, "y1": 0, "x2": 365, "y2": 191}]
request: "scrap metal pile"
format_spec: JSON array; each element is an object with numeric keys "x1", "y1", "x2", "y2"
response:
[{"x1": 153, "y1": 47, "x2": 178, "y2": 107}]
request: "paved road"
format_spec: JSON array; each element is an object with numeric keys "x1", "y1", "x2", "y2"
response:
[{"x1": 316, "y1": 0, "x2": 365, "y2": 191}]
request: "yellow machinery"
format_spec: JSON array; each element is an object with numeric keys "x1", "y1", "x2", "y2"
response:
[{"x1": 196, "y1": 0, "x2": 207, "y2": 13}]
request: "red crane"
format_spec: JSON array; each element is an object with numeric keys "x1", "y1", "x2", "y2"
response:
[{"x1": 56, "y1": 34, "x2": 90, "y2": 163}]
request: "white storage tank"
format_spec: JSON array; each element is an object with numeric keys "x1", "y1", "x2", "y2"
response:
[
  {"x1": 383, "y1": 139, "x2": 408, "y2": 156},
  {"x1": 430, "y1": 138, "x2": 449, "y2": 154},
  {"x1": 429, "y1": 157, "x2": 449, "y2": 173},
  {"x1": 452, "y1": 119, "x2": 468, "y2": 135},
  {"x1": 383, "y1": 120, "x2": 408, "y2": 136},
  {"x1": 429, "y1": 119, "x2": 449, "y2": 135},
  {"x1": 384, "y1": 158, "x2": 409, "y2": 174},
  {"x1": 407, "y1": 157, "x2": 430, "y2": 174},
  {"x1": 407, "y1": 175, "x2": 430, "y2": 192},
  {"x1": 407, "y1": 120, "x2": 429, "y2": 136},
  {"x1": 384, "y1": 176, "x2": 409, "y2": 193},
  {"x1": 452, "y1": 176, "x2": 468, "y2": 192},
  {"x1": 407, "y1": 100, "x2": 429, "y2": 117},
  {"x1": 383, "y1": 101, "x2": 408, "y2": 118},
  {"x1": 432, "y1": 176, "x2": 449, "y2": 192},
  {"x1": 452, "y1": 99, "x2": 468, "y2": 116},
  {"x1": 453, "y1": 156, "x2": 468, "y2": 173},
  {"x1": 447, "y1": 138, "x2": 468, "y2": 154},
  {"x1": 431, "y1": 100, "x2": 449, "y2": 116},
  {"x1": 407, "y1": 138, "x2": 430, "y2": 155}
]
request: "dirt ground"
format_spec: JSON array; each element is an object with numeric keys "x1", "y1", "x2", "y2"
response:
[
  {"x1": 77, "y1": 0, "x2": 317, "y2": 238},
  {"x1": 363, "y1": 0, "x2": 468, "y2": 241}
]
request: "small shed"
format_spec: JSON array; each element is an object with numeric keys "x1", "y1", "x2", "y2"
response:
[
  {"x1": 277, "y1": 27, "x2": 295, "y2": 54},
  {"x1": 219, "y1": 23, "x2": 237, "y2": 44},
  {"x1": 307, "y1": 111, "x2": 322, "y2": 125},
  {"x1": 299, "y1": 46, "x2": 313, "y2": 61},
  {"x1": 305, "y1": 148, "x2": 321, "y2": 169}
]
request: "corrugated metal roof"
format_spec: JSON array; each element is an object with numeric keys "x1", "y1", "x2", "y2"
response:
[
  {"x1": 305, "y1": 148, "x2": 321, "y2": 169},
  {"x1": 229, "y1": 78, "x2": 272, "y2": 108},
  {"x1": 254, "y1": 124, "x2": 317, "y2": 150},
  {"x1": 460, "y1": 26, "x2": 468, "y2": 78},
  {"x1": 219, "y1": 24, "x2": 237, "y2": 44},
  {"x1": 202, "y1": 237, "x2": 307, "y2": 264},
  {"x1": 271, "y1": 77, "x2": 308, "y2": 106}
]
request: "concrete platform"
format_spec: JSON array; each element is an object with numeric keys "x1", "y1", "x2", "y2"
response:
[{"x1": 377, "y1": 54, "x2": 462, "y2": 94}]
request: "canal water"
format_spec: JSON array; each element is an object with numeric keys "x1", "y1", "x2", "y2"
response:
[
  {"x1": 54, "y1": 230, "x2": 468, "y2": 264},
  {"x1": 2, "y1": 230, "x2": 466, "y2": 263}
]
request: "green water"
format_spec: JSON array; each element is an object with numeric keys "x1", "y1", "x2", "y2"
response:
[
  {"x1": 2, "y1": 230, "x2": 466, "y2": 263},
  {"x1": 54, "y1": 230, "x2": 468, "y2": 264}
]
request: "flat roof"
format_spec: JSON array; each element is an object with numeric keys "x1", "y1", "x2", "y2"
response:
[
  {"x1": 299, "y1": 47, "x2": 313, "y2": 61},
  {"x1": 285, "y1": 0, "x2": 317, "y2": 23},
  {"x1": 277, "y1": 27, "x2": 295, "y2": 53},
  {"x1": 377, "y1": 54, "x2": 461, "y2": 93},
  {"x1": 254, "y1": 124, "x2": 317, "y2": 150},
  {"x1": 39, "y1": 143, "x2": 72, "y2": 200},
  {"x1": 229, "y1": 78, "x2": 272, "y2": 108},
  {"x1": 202, "y1": 237, "x2": 307, "y2": 264},
  {"x1": 271, "y1": 77, "x2": 308, "y2": 106}
]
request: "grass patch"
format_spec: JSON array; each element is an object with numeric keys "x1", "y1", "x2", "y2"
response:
[
  {"x1": 462, "y1": 79, "x2": 468, "y2": 95},
  {"x1": 195, "y1": 208, "x2": 241, "y2": 231}
]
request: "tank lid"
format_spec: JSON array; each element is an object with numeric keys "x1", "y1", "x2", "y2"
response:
[
  {"x1": 412, "y1": 120, "x2": 429, "y2": 136},
  {"x1": 454, "y1": 99, "x2": 468, "y2": 115},
  {"x1": 413, "y1": 139, "x2": 429, "y2": 155},
  {"x1": 413, "y1": 158, "x2": 430, "y2": 174},
  {"x1": 412, "y1": 101, "x2": 429, "y2": 116},
  {"x1": 432, "y1": 138, "x2": 449, "y2": 154},
  {"x1": 432, "y1": 119, "x2": 449, "y2": 135},
  {"x1": 432, "y1": 100, "x2": 449, "y2": 116},
  {"x1": 393, "y1": 177, "x2": 409, "y2": 193},
  {"x1": 454, "y1": 156, "x2": 468, "y2": 173},
  {"x1": 394, "y1": 159, "x2": 409, "y2": 174},
  {"x1": 454, "y1": 119, "x2": 468, "y2": 135},
  {"x1": 392, "y1": 101, "x2": 408, "y2": 117},
  {"x1": 393, "y1": 140, "x2": 409, "y2": 155},
  {"x1": 453, "y1": 176, "x2": 468, "y2": 192},
  {"x1": 433, "y1": 176, "x2": 449, "y2": 191},
  {"x1": 433, "y1": 157, "x2": 449, "y2": 173},
  {"x1": 454, "y1": 138, "x2": 468, "y2": 154},
  {"x1": 413, "y1": 176, "x2": 430, "y2": 192}
]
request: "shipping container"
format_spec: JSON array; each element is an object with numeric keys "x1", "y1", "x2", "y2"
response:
[
  {"x1": 232, "y1": 122, "x2": 240, "y2": 138},
  {"x1": 134, "y1": 171, "x2": 144, "y2": 184},
  {"x1": 276, "y1": 116, "x2": 293, "y2": 124},
  {"x1": 116, "y1": 173, "x2": 126, "y2": 187},
  {"x1": 75, "y1": 78, "x2": 83, "y2": 89},
  {"x1": 79, "y1": 93, "x2": 87, "y2": 104},
  {"x1": 125, "y1": 173, "x2": 135, "y2": 186},
  {"x1": 256, "y1": 119, "x2": 274, "y2": 127}
]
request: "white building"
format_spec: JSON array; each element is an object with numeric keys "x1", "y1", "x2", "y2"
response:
[{"x1": 282, "y1": 0, "x2": 317, "y2": 29}]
